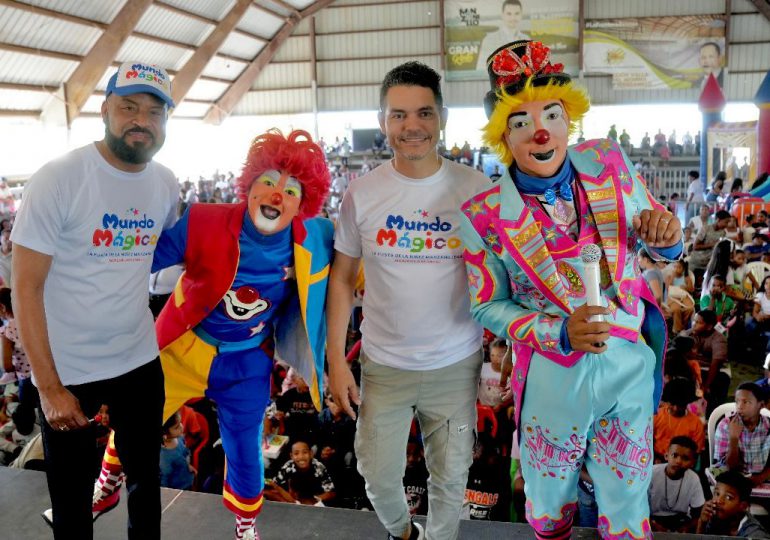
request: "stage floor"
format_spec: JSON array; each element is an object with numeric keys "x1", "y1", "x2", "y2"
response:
[{"x1": 0, "y1": 467, "x2": 726, "y2": 539}]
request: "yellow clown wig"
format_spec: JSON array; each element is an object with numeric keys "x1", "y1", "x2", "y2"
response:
[{"x1": 483, "y1": 79, "x2": 591, "y2": 167}]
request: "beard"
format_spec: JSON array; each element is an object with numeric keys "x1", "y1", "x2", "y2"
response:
[{"x1": 104, "y1": 122, "x2": 161, "y2": 165}]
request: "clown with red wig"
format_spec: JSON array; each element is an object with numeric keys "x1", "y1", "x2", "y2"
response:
[{"x1": 90, "y1": 129, "x2": 332, "y2": 540}]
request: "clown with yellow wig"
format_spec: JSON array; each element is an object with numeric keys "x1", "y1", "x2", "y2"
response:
[
  {"x1": 459, "y1": 41, "x2": 682, "y2": 540},
  {"x1": 79, "y1": 130, "x2": 332, "y2": 540}
]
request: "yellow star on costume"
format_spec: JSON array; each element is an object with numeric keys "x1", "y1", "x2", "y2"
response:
[
  {"x1": 468, "y1": 270, "x2": 480, "y2": 289},
  {"x1": 599, "y1": 139, "x2": 613, "y2": 152},
  {"x1": 484, "y1": 231, "x2": 499, "y2": 247},
  {"x1": 467, "y1": 201, "x2": 485, "y2": 218},
  {"x1": 542, "y1": 224, "x2": 558, "y2": 242},
  {"x1": 542, "y1": 334, "x2": 558, "y2": 350},
  {"x1": 606, "y1": 299, "x2": 619, "y2": 318},
  {"x1": 625, "y1": 290, "x2": 636, "y2": 305}
]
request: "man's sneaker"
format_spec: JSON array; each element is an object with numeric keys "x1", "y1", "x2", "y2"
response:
[
  {"x1": 0, "y1": 371, "x2": 16, "y2": 385},
  {"x1": 41, "y1": 508, "x2": 53, "y2": 528},
  {"x1": 388, "y1": 521, "x2": 424, "y2": 540},
  {"x1": 41, "y1": 490, "x2": 121, "y2": 530}
]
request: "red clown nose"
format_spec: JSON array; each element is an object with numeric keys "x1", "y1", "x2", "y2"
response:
[
  {"x1": 533, "y1": 129, "x2": 550, "y2": 145},
  {"x1": 270, "y1": 192, "x2": 283, "y2": 205}
]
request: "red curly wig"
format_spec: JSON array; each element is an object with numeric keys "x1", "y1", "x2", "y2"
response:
[{"x1": 235, "y1": 129, "x2": 330, "y2": 219}]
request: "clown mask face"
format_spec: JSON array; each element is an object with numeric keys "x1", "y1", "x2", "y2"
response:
[
  {"x1": 248, "y1": 169, "x2": 302, "y2": 234},
  {"x1": 505, "y1": 100, "x2": 570, "y2": 178}
]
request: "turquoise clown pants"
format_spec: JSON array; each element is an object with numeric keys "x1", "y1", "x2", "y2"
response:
[{"x1": 519, "y1": 338, "x2": 655, "y2": 540}]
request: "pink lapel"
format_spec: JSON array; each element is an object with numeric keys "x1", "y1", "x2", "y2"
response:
[
  {"x1": 492, "y1": 176, "x2": 571, "y2": 315},
  {"x1": 575, "y1": 145, "x2": 640, "y2": 314}
]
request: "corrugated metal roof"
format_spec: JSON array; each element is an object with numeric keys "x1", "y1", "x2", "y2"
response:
[
  {"x1": 233, "y1": 88, "x2": 312, "y2": 115},
  {"x1": 238, "y1": 4, "x2": 284, "y2": 38},
  {"x1": 0, "y1": 51, "x2": 76, "y2": 85},
  {"x1": 219, "y1": 31, "x2": 265, "y2": 60},
  {"x1": 21, "y1": 0, "x2": 127, "y2": 24},
  {"x1": 730, "y1": 11, "x2": 770, "y2": 42},
  {"x1": 116, "y1": 36, "x2": 193, "y2": 72},
  {"x1": 732, "y1": 0, "x2": 759, "y2": 14},
  {"x1": 315, "y1": 1, "x2": 439, "y2": 33},
  {"x1": 156, "y1": 0, "x2": 236, "y2": 22},
  {"x1": 0, "y1": 5, "x2": 101, "y2": 56},
  {"x1": 289, "y1": 0, "x2": 316, "y2": 8},
  {"x1": 316, "y1": 28, "x2": 440, "y2": 60},
  {"x1": 0, "y1": 0, "x2": 768, "y2": 122},
  {"x1": 135, "y1": 4, "x2": 213, "y2": 47},
  {"x1": 0, "y1": 88, "x2": 53, "y2": 110},
  {"x1": 586, "y1": 0, "x2": 726, "y2": 18},
  {"x1": 185, "y1": 78, "x2": 230, "y2": 101},
  {"x1": 318, "y1": 85, "x2": 378, "y2": 111},
  {"x1": 202, "y1": 55, "x2": 248, "y2": 80},
  {"x1": 80, "y1": 94, "x2": 104, "y2": 114},
  {"x1": 272, "y1": 35, "x2": 310, "y2": 62},
  {"x1": 730, "y1": 43, "x2": 770, "y2": 74},
  {"x1": 724, "y1": 72, "x2": 766, "y2": 100},
  {"x1": 294, "y1": 17, "x2": 310, "y2": 35},
  {"x1": 172, "y1": 100, "x2": 212, "y2": 117},
  {"x1": 252, "y1": 62, "x2": 311, "y2": 90},
  {"x1": 319, "y1": 55, "x2": 440, "y2": 86},
  {"x1": 257, "y1": 0, "x2": 292, "y2": 18}
]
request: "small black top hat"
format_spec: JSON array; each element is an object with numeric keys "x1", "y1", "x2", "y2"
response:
[{"x1": 483, "y1": 40, "x2": 570, "y2": 117}]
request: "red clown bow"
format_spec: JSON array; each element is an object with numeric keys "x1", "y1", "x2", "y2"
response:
[{"x1": 491, "y1": 41, "x2": 564, "y2": 88}]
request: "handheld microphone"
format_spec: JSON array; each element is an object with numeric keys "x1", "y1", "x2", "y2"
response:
[{"x1": 580, "y1": 243, "x2": 604, "y2": 323}]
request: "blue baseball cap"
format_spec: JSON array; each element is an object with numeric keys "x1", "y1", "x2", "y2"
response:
[{"x1": 106, "y1": 61, "x2": 174, "y2": 108}]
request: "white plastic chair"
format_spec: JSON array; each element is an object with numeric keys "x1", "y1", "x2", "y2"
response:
[{"x1": 747, "y1": 261, "x2": 770, "y2": 288}]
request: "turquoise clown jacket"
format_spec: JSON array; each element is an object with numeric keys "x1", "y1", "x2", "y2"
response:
[
  {"x1": 155, "y1": 202, "x2": 333, "y2": 410},
  {"x1": 460, "y1": 139, "x2": 681, "y2": 428}
]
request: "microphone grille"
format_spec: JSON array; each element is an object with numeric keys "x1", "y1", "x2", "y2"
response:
[{"x1": 580, "y1": 243, "x2": 602, "y2": 264}]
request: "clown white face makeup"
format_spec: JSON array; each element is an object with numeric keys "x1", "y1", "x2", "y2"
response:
[
  {"x1": 505, "y1": 100, "x2": 570, "y2": 178},
  {"x1": 247, "y1": 169, "x2": 303, "y2": 234}
]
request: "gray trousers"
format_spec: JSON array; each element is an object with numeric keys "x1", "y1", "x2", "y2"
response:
[{"x1": 355, "y1": 349, "x2": 482, "y2": 540}]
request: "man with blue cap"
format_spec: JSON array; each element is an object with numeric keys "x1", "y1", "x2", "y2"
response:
[{"x1": 12, "y1": 61, "x2": 179, "y2": 539}]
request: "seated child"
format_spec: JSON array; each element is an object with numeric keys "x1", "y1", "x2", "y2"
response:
[
  {"x1": 696, "y1": 470, "x2": 770, "y2": 537},
  {"x1": 160, "y1": 411, "x2": 195, "y2": 490},
  {"x1": 653, "y1": 378, "x2": 705, "y2": 461},
  {"x1": 275, "y1": 372, "x2": 320, "y2": 445},
  {"x1": 462, "y1": 432, "x2": 510, "y2": 521},
  {"x1": 649, "y1": 436, "x2": 705, "y2": 533},
  {"x1": 266, "y1": 439, "x2": 335, "y2": 505},
  {"x1": 403, "y1": 437, "x2": 428, "y2": 517}
]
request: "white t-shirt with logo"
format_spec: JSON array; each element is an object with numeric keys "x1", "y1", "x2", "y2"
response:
[
  {"x1": 335, "y1": 158, "x2": 489, "y2": 370},
  {"x1": 11, "y1": 143, "x2": 179, "y2": 386}
]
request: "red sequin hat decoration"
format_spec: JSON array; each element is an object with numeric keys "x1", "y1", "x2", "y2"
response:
[{"x1": 483, "y1": 40, "x2": 570, "y2": 118}]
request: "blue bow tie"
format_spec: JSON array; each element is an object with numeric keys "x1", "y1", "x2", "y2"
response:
[
  {"x1": 544, "y1": 182, "x2": 573, "y2": 205},
  {"x1": 511, "y1": 158, "x2": 575, "y2": 204}
]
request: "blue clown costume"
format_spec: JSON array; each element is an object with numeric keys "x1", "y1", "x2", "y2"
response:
[
  {"x1": 152, "y1": 202, "x2": 333, "y2": 518},
  {"x1": 461, "y1": 139, "x2": 682, "y2": 540}
]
